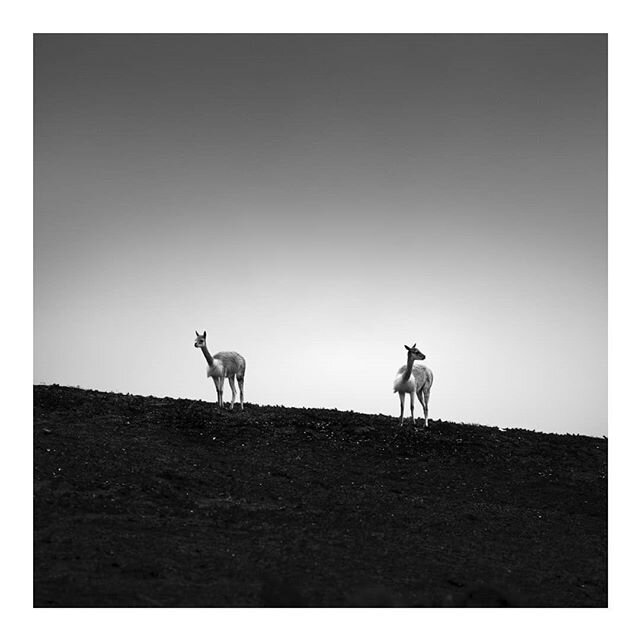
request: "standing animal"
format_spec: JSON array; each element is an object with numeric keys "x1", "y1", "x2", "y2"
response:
[
  {"x1": 194, "y1": 330, "x2": 246, "y2": 410},
  {"x1": 393, "y1": 343, "x2": 433, "y2": 427}
]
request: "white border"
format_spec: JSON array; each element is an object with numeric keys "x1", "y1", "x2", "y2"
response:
[{"x1": 5, "y1": 1, "x2": 636, "y2": 638}]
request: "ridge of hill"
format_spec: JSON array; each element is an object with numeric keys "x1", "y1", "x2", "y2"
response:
[{"x1": 33, "y1": 384, "x2": 607, "y2": 607}]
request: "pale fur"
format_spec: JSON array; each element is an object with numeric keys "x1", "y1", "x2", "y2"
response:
[
  {"x1": 195, "y1": 331, "x2": 246, "y2": 410},
  {"x1": 393, "y1": 364, "x2": 433, "y2": 395},
  {"x1": 393, "y1": 345, "x2": 434, "y2": 427},
  {"x1": 207, "y1": 352, "x2": 246, "y2": 380}
]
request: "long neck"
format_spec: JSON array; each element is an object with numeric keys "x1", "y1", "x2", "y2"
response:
[
  {"x1": 199, "y1": 344, "x2": 213, "y2": 367},
  {"x1": 402, "y1": 354, "x2": 415, "y2": 381}
]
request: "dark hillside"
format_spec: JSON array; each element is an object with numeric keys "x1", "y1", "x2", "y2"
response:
[{"x1": 33, "y1": 385, "x2": 607, "y2": 607}]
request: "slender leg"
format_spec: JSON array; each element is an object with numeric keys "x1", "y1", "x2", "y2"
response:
[
  {"x1": 212, "y1": 378, "x2": 220, "y2": 408},
  {"x1": 221, "y1": 369, "x2": 228, "y2": 408},
  {"x1": 237, "y1": 376, "x2": 245, "y2": 410},
  {"x1": 410, "y1": 391, "x2": 416, "y2": 425},
  {"x1": 417, "y1": 390, "x2": 426, "y2": 424},
  {"x1": 214, "y1": 376, "x2": 224, "y2": 409},
  {"x1": 228, "y1": 376, "x2": 237, "y2": 410},
  {"x1": 424, "y1": 390, "x2": 430, "y2": 427},
  {"x1": 398, "y1": 392, "x2": 405, "y2": 426}
]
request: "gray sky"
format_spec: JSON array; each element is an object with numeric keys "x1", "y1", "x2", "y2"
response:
[{"x1": 34, "y1": 34, "x2": 606, "y2": 435}]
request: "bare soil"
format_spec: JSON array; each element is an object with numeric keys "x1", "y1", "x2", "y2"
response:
[{"x1": 33, "y1": 384, "x2": 607, "y2": 607}]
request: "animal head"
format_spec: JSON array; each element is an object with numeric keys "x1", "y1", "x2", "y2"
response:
[
  {"x1": 404, "y1": 343, "x2": 426, "y2": 360},
  {"x1": 194, "y1": 330, "x2": 207, "y2": 349}
]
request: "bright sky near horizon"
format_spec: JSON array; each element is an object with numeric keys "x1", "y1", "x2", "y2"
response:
[{"x1": 34, "y1": 34, "x2": 607, "y2": 436}]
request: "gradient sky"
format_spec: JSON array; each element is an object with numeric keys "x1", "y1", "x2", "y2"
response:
[{"x1": 34, "y1": 34, "x2": 607, "y2": 435}]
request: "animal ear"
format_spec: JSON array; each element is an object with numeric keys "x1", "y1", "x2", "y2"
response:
[
  {"x1": 203, "y1": 331, "x2": 207, "y2": 339},
  {"x1": 404, "y1": 345, "x2": 410, "y2": 350},
  {"x1": 412, "y1": 343, "x2": 416, "y2": 348},
  {"x1": 195, "y1": 330, "x2": 199, "y2": 336}
]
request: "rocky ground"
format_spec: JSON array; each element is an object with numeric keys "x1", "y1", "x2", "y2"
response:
[{"x1": 33, "y1": 384, "x2": 607, "y2": 607}]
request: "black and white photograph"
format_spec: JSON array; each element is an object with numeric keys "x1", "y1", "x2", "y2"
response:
[{"x1": 31, "y1": 31, "x2": 608, "y2": 612}]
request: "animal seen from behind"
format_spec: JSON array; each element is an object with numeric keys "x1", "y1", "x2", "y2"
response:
[
  {"x1": 194, "y1": 330, "x2": 246, "y2": 410},
  {"x1": 393, "y1": 343, "x2": 434, "y2": 427}
]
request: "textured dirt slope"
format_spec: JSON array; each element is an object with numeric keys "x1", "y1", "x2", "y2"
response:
[{"x1": 33, "y1": 385, "x2": 607, "y2": 607}]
